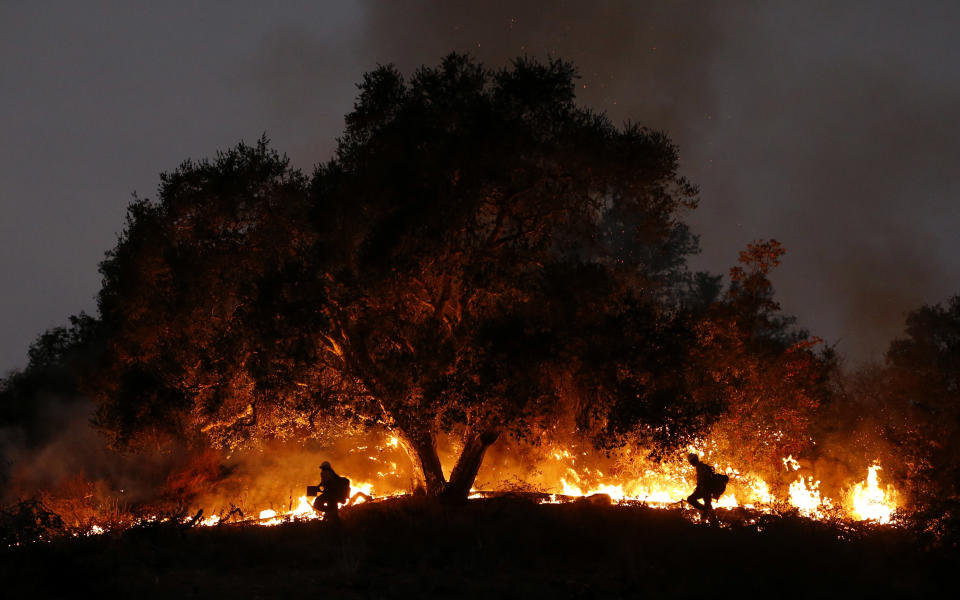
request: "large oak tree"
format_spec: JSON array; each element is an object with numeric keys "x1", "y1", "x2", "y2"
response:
[{"x1": 92, "y1": 55, "x2": 703, "y2": 498}]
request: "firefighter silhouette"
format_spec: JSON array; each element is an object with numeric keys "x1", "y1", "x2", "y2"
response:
[
  {"x1": 313, "y1": 461, "x2": 350, "y2": 522},
  {"x1": 686, "y1": 453, "x2": 727, "y2": 520}
]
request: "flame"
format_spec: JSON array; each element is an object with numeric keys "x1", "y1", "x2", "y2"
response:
[
  {"x1": 78, "y1": 434, "x2": 901, "y2": 536},
  {"x1": 788, "y1": 476, "x2": 833, "y2": 518},
  {"x1": 714, "y1": 493, "x2": 739, "y2": 509},
  {"x1": 289, "y1": 495, "x2": 317, "y2": 517},
  {"x1": 745, "y1": 476, "x2": 774, "y2": 507},
  {"x1": 848, "y1": 464, "x2": 897, "y2": 524},
  {"x1": 506, "y1": 447, "x2": 899, "y2": 524},
  {"x1": 782, "y1": 455, "x2": 801, "y2": 471}
]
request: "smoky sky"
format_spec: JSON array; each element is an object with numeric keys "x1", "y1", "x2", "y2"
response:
[{"x1": 2, "y1": 1, "x2": 959, "y2": 374}]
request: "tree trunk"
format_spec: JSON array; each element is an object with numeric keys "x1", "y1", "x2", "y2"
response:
[
  {"x1": 443, "y1": 429, "x2": 501, "y2": 500},
  {"x1": 397, "y1": 428, "x2": 447, "y2": 496}
]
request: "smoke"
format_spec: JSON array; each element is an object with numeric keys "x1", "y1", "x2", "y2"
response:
[
  {"x1": 703, "y1": 2, "x2": 960, "y2": 363},
  {"x1": 3, "y1": 2, "x2": 958, "y2": 374},
  {"x1": 0, "y1": 384, "x2": 904, "y2": 523},
  {"x1": 0, "y1": 390, "x2": 417, "y2": 520},
  {"x1": 248, "y1": 0, "x2": 960, "y2": 364},
  {"x1": 183, "y1": 432, "x2": 419, "y2": 517},
  {"x1": 0, "y1": 394, "x2": 201, "y2": 527},
  {"x1": 355, "y1": 1, "x2": 733, "y2": 141}
]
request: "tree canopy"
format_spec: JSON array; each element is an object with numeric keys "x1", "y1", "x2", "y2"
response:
[
  {"x1": 89, "y1": 54, "x2": 715, "y2": 497},
  {"x1": 0, "y1": 313, "x2": 99, "y2": 446},
  {"x1": 881, "y1": 295, "x2": 960, "y2": 507},
  {"x1": 690, "y1": 241, "x2": 830, "y2": 470}
]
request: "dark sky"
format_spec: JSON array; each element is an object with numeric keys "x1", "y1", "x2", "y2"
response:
[{"x1": 2, "y1": 1, "x2": 959, "y2": 374}]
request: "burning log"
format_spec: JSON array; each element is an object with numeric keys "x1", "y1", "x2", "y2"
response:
[
  {"x1": 346, "y1": 492, "x2": 372, "y2": 506},
  {"x1": 181, "y1": 509, "x2": 205, "y2": 529},
  {"x1": 219, "y1": 506, "x2": 244, "y2": 524}
]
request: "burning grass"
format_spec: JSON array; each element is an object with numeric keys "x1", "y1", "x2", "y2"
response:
[
  {"x1": 1, "y1": 430, "x2": 903, "y2": 545},
  {"x1": 179, "y1": 443, "x2": 901, "y2": 531}
]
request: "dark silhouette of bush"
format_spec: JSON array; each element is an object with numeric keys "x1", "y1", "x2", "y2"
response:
[{"x1": 0, "y1": 498, "x2": 65, "y2": 546}]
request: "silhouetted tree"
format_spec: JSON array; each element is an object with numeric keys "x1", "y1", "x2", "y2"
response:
[
  {"x1": 92, "y1": 55, "x2": 704, "y2": 498},
  {"x1": 685, "y1": 241, "x2": 831, "y2": 471},
  {"x1": 92, "y1": 139, "x2": 314, "y2": 448},
  {"x1": 0, "y1": 313, "x2": 101, "y2": 490},
  {"x1": 882, "y1": 295, "x2": 960, "y2": 508},
  {"x1": 0, "y1": 313, "x2": 100, "y2": 442}
]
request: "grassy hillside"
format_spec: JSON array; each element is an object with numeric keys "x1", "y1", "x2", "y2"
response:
[{"x1": 2, "y1": 496, "x2": 955, "y2": 598}]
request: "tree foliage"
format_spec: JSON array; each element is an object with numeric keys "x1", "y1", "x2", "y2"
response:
[
  {"x1": 881, "y1": 295, "x2": 960, "y2": 507},
  {"x1": 91, "y1": 140, "x2": 313, "y2": 448},
  {"x1": 688, "y1": 241, "x2": 830, "y2": 471},
  {"x1": 807, "y1": 295, "x2": 960, "y2": 511},
  {"x1": 91, "y1": 54, "x2": 705, "y2": 497},
  {"x1": 0, "y1": 313, "x2": 99, "y2": 441}
]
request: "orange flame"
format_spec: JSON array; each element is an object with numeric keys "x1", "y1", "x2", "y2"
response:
[{"x1": 81, "y1": 438, "x2": 901, "y2": 535}]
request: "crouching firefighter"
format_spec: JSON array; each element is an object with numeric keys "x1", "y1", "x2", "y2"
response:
[
  {"x1": 313, "y1": 461, "x2": 351, "y2": 522},
  {"x1": 686, "y1": 453, "x2": 728, "y2": 522}
]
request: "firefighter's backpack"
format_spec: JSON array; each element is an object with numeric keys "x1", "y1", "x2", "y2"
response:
[
  {"x1": 710, "y1": 472, "x2": 729, "y2": 499},
  {"x1": 333, "y1": 474, "x2": 351, "y2": 504}
]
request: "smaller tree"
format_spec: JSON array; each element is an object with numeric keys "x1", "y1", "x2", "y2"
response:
[
  {"x1": 881, "y1": 295, "x2": 960, "y2": 509},
  {"x1": 688, "y1": 241, "x2": 830, "y2": 472},
  {"x1": 91, "y1": 139, "x2": 317, "y2": 450},
  {"x1": 0, "y1": 313, "x2": 102, "y2": 500},
  {"x1": 0, "y1": 313, "x2": 100, "y2": 444}
]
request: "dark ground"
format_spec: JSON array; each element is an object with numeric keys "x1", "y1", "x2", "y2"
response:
[{"x1": 1, "y1": 496, "x2": 954, "y2": 599}]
